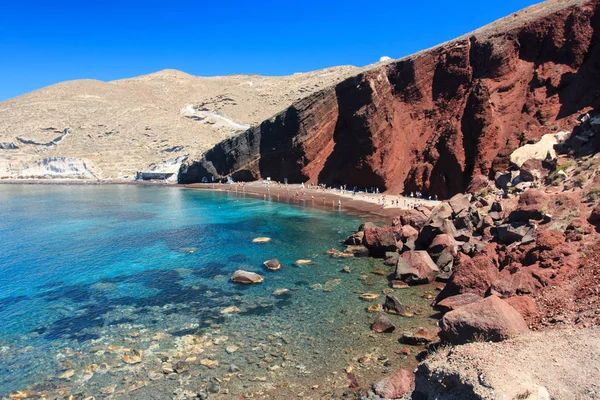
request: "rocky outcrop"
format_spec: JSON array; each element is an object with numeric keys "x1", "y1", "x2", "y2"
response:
[
  {"x1": 180, "y1": 0, "x2": 600, "y2": 198},
  {"x1": 440, "y1": 295, "x2": 529, "y2": 344}
]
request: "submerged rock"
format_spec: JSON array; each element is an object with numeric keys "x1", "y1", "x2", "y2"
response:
[
  {"x1": 367, "y1": 304, "x2": 383, "y2": 313},
  {"x1": 372, "y1": 315, "x2": 396, "y2": 333},
  {"x1": 294, "y1": 259, "x2": 313, "y2": 266},
  {"x1": 221, "y1": 306, "x2": 241, "y2": 314},
  {"x1": 360, "y1": 293, "x2": 381, "y2": 301},
  {"x1": 383, "y1": 294, "x2": 412, "y2": 317},
  {"x1": 231, "y1": 270, "x2": 264, "y2": 284},
  {"x1": 263, "y1": 258, "x2": 281, "y2": 271}
]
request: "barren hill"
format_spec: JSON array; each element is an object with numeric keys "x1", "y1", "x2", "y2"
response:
[
  {"x1": 0, "y1": 66, "x2": 363, "y2": 180},
  {"x1": 180, "y1": 0, "x2": 600, "y2": 197}
]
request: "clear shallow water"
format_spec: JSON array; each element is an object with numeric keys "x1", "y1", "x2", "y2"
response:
[{"x1": 0, "y1": 185, "x2": 433, "y2": 398}]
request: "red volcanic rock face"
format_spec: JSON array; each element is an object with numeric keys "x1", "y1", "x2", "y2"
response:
[{"x1": 180, "y1": 0, "x2": 600, "y2": 198}]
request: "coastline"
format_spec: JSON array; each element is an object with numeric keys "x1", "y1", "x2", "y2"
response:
[
  {"x1": 0, "y1": 179, "x2": 440, "y2": 222},
  {"x1": 0, "y1": 183, "x2": 440, "y2": 399},
  {"x1": 184, "y1": 182, "x2": 440, "y2": 223}
]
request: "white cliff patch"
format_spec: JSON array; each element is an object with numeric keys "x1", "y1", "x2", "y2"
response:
[
  {"x1": 0, "y1": 157, "x2": 99, "y2": 180},
  {"x1": 509, "y1": 134, "x2": 558, "y2": 168},
  {"x1": 137, "y1": 156, "x2": 188, "y2": 182},
  {"x1": 181, "y1": 105, "x2": 250, "y2": 132}
]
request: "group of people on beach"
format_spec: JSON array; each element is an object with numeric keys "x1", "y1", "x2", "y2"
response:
[{"x1": 212, "y1": 176, "x2": 443, "y2": 210}]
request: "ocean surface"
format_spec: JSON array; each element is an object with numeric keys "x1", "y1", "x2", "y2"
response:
[{"x1": 0, "y1": 184, "x2": 433, "y2": 398}]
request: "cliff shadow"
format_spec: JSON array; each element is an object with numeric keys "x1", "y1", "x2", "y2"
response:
[
  {"x1": 257, "y1": 106, "x2": 309, "y2": 183},
  {"x1": 318, "y1": 76, "x2": 386, "y2": 189},
  {"x1": 556, "y1": 7, "x2": 600, "y2": 119}
]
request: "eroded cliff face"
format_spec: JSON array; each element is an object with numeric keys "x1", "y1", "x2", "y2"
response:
[{"x1": 180, "y1": 0, "x2": 600, "y2": 198}]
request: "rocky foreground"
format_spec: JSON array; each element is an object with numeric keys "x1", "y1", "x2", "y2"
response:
[{"x1": 335, "y1": 118, "x2": 600, "y2": 398}]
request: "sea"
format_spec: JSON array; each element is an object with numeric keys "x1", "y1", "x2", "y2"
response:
[{"x1": 0, "y1": 184, "x2": 434, "y2": 398}]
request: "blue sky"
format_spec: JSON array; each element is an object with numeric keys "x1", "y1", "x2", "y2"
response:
[{"x1": 0, "y1": 0, "x2": 539, "y2": 101}]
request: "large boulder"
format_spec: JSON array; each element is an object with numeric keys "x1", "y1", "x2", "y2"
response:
[
  {"x1": 519, "y1": 159, "x2": 547, "y2": 182},
  {"x1": 231, "y1": 270, "x2": 264, "y2": 284},
  {"x1": 394, "y1": 208, "x2": 431, "y2": 230},
  {"x1": 434, "y1": 293, "x2": 484, "y2": 313},
  {"x1": 448, "y1": 193, "x2": 472, "y2": 216},
  {"x1": 396, "y1": 251, "x2": 439, "y2": 285},
  {"x1": 343, "y1": 231, "x2": 364, "y2": 245},
  {"x1": 504, "y1": 295, "x2": 538, "y2": 321},
  {"x1": 509, "y1": 189, "x2": 548, "y2": 223},
  {"x1": 363, "y1": 226, "x2": 398, "y2": 257},
  {"x1": 495, "y1": 223, "x2": 535, "y2": 245},
  {"x1": 435, "y1": 244, "x2": 501, "y2": 302},
  {"x1": 427, "y1": 234, "x2": 459, "y2": 274},
  {"x1": 589, "y1": 203, "x2": 600, "y2": 225},
  {"x1": 396, "y1": 224, "x2": 419, "y2": 243},
  {"x1": 453, "y1": 208, "x2": 482, "y2": 231},
  {"x1": 440, "y1": 295, "x2": 529, "y2": 344},
  {"x1": 373, "y1": 369, "x2": 414, "y2": 399},
  {"x1": 490, "y1": 269, "x2": 543, "y2": 297},
  {"x1": 416, "y1": 203, "x2": 457, "y2": 248},
  {"x1": 509, "y1": 133, "x2": 558, "y2": 168}
]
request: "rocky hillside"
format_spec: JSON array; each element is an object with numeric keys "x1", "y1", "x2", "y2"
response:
[
  {"x1": 0, "y1": 66, "x2": 364, "y2": 180},
  {"x1": 180, "y1": 0, "x2": 600, "y2": 198},
  {"x1": 335, "y1": 115, "x2": 600, "y2": 398}
]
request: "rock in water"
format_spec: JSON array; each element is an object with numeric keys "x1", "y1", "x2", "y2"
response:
[
  {"x1": 263, "y1": 258, "x2": 281, "y2": 271},
  {"x1": 373, "y1": 369, "x2": 414, "y2": 399},
  {"x1": 383, "y1": 294, "x2": 412, "y2": 317},
  {"x1": 440, "y1": 295, "x2": 529, "y2": 344},
  {"x1": 372, "y1": 315, "x2": 396, "y2": 333},
  {"x1": 221, "y1": 306, "x2": 241, "y2": 314},
  {"x1": 231, "y1": 270, "x2": 264, "y2": 284},
  {"x1": 294, "y1": 259, "x2": 312, "y2": 266}
]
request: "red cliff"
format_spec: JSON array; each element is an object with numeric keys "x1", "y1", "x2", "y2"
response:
[{"x1": 180, "y1": 0, "x2": 600, "y2": 198}]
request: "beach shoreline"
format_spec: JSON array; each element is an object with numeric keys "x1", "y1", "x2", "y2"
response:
[
  {"x1": 184, "y1": 182, "x2": 440, "y2": 223},
  {"x1": 0, "y1": 179, "x2": 440, "y2": 222}
]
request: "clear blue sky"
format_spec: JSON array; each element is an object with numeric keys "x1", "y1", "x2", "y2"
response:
[{"x1": 0, "y1": 0, "x2": 539, "y2": 101}]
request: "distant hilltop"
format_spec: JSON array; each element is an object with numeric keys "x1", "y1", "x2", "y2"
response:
[{"x1": 0, "y1": 65, "x2": 370, "y2": 181}]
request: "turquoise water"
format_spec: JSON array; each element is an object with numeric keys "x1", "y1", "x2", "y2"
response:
[{"x1": 0, "y1": 185, "x2": 433, "y2": 398}]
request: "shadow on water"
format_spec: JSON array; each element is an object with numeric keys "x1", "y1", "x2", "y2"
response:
[
  {"x1": 31, "y1": 265, "x2": 293, "y2": 341},
  {"x1": 0, "y1": 295, "x2": 29, "y2": 308},
  {"x1": 228, "y1": 254, "x2": 249, "y2": 263}
]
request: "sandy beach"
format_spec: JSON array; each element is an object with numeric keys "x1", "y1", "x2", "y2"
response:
[{"x1": 185, "y1": 182, "x2": 440, "y2": 222}]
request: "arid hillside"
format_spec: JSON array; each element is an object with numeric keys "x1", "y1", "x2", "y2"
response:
[
  {"x1": 180, "y1": 0, "x2": 600, "y2": 198},
  {"x1": 0, "y1": 66, "x2": 364, "y2": 180}
]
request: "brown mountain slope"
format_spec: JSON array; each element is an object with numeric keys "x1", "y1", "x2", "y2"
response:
[
  {"x1": 0, "y1": 66, "x2": 364, "y2": 180},
  {"x1": 180, "y1": 0, "x2": 600, "y2": 198}
]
